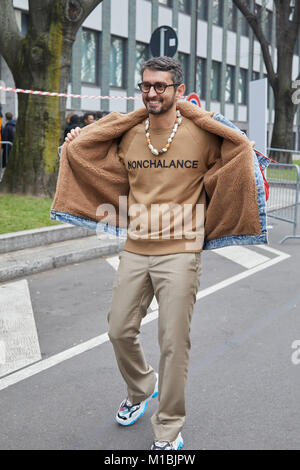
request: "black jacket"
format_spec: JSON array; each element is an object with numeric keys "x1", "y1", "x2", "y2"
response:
[
  {"x1": 1, "y1": 120, "x2": 16, "y2": 166},
  {"x1": 2, "y1": 120, "x2": 16, "y2": 143}
]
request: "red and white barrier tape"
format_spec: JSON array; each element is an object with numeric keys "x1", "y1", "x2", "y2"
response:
[{"x1": 0, "y1": 86, "x2": 138, "y2": 100}]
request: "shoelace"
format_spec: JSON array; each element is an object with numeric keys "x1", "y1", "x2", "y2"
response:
[{"x1": 120, "y1": 399, "x2": 140, "y2": 411}]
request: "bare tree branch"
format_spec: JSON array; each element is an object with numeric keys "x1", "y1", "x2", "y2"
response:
[
  {"x1": 81, "y1": 0, "x2": 104, "y2": 17},
  {"x1": 60, "y1": 0, "x2": 103, "y2": 37},
  {"x1": 26, "y1": 0, "x2": 103, "y2": 37},
  {"x1": 0, "y1": 0, "x2": 23, "y2": 73},
  {"x1": 62, "y1": 0, "x2": 103, "y2": 26},
  {"x1": 233, "y1": 0, "x2": 276, "y2": 87}
]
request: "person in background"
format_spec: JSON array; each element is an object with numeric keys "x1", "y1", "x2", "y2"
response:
[
  {"x1": 1, "y1": 112, "x2": 16, "y2": 168},
  {"x1": 82, "y1": 112, "x2": 95, "y2": 126},
  {"x1": 95, "y1": 111, "x2": 110, "y2": 121},
  {"x1": 63, "y1": 114, "x2": 82, "y2": 141},
  {"x1": 65, "y1": 111, "x2": 75, "y2": 132}
]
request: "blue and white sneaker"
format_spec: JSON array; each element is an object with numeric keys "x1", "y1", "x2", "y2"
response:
[
  {"x1": 116, "y1": 373, "x2": 158, "y2": 426},
  {"x1": 151, "y1": 432, "x2": 184, "y2": 451}
]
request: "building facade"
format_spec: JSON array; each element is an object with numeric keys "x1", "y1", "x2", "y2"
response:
[{"x1": 1, "y1": 0, "x2": 300, "y2": 147}]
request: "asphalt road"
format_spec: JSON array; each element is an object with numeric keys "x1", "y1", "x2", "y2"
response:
[{"x1": 0, "y1": 218, "x2": 300, "y2": 450}]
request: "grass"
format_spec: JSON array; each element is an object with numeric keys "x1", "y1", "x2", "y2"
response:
[
  {"x1": 0, "y1": 193, "x2": 61, "y2": 235},
  {"x1": 267, "y1": 159, "x2": 300, "y2": 181}
]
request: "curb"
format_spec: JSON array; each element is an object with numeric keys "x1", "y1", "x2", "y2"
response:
[
  {"x1": 0, "y1": 224, "x2": 94, "y2": 254},
  {"x1": 0, "y1": 236, "x2": 125, "y2": 283}
]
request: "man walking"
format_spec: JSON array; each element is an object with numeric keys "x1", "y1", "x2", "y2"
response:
[{"x1": 57, "y1": 57, "x2": 268, "y2": 450}]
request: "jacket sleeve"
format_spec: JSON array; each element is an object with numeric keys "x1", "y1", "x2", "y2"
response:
[{"x1": 51, "y1": 119, "x2": 129, "y2": 228}]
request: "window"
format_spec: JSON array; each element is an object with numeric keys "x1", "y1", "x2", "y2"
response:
[
  {"x1": 228, "y1": 1, "x2": 237, "y2": 32},
  {"x1": 198, "y1": 0, "x2": 208, "y2": 20},
  {"x1": 178, "y1": 52, "x2": 189, "y2": 92},
  {"x1": 21, "y1": 12, "x2": 29, "y2": 37},
  {"x1": 135, "y1": 42, "x2": 150, "y2": 87},
  {"x1": 266, "y1": 10, "x2": 273, "y2": 42},
  {"x1": 241, "y1": 15, "x2": 249, "y2": 37},
  {"x1": 81, "y1": 29, "x2": 99, "y2": 85},
  {"x1": 196, "y1": 57, "x2": 206, "y2": 100},
  {"x1": 110, "y1": 36, "x2": 126, "y2": 88},
  {"x1": 178, "y1": 0, "x2": 190, "y2": 14},
  {"x1": 252, "y1": 71, "x2": 260, "y2": 81},
  {"x1": 238, "y1": 68, "x2": 248, "y2": 105},
  {"x1": 159, "y1": 0, "x2": 172, "y2": 6},
  {"x1": 212, "y1": 0, "x2": 223, "y2": 27},
  {"x1": 228, "y1": 1, "x2": 248, "y2": 36},
  {"x1": 225, "y1": 65, "x2": 235, "y2": 103},
  {"x1": 211, "y1": 61, "x2": 221, "y2": 101}
]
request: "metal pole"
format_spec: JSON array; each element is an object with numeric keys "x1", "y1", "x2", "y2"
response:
[
  {"x1": 293, "y1": 165, "x2": 300, "y2": 236},
  {"x1": 194, "y1": 0, "x2": 198, "y2": 93}
]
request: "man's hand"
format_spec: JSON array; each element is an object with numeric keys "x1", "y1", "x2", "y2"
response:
[
  {"x1": 250, "y1": 141, "x2": 255, "y2": 148},
  {"x1": 65, "y1": 127, "x2": 82, "y2": 144}
]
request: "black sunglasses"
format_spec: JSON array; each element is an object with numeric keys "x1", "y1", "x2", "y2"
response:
[{"x1": 138, "y1": 82, "x2": 180, "y2": 94}]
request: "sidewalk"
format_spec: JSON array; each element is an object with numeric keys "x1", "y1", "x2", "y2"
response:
[{"x1": 0, "y1": 224, "x2": 124, "y2": 283}]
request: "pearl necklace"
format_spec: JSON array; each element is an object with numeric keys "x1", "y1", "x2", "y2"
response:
[{"x1": 145, "y1": 110, "x2": 182, "y2": 156}]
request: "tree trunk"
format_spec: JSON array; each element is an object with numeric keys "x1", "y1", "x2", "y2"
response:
[
  {"x1": 1, "y1": 8, "x2": 72, "y2": 196},
  {"x1": 2, "y1": 93, "x2": 66, "y2": 196},
  {"x1": 0, "y1": 0, "x2": 103, "y2": 196},
  {"x1": 270, "y1": 88, "x2": 296, "y2": 164}
]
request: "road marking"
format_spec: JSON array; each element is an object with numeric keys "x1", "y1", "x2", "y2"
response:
[
  {"x1": 213, "y1": 246, "x2": 270, "y2": 269},
  {"x1": 0, "y1": 280, "x2": 41, "y2": 378},
  {"x1": 196, "y1": 248, "x2": 289, "y2": 300},
  {"x1": 254, "y1": 244, "x2": 286, "y2": 257},
  {"x1": 0, "y1": 332, "x2": 109, "y2": 391},
  {"x1": 106, "y1": 256, "x2": 159, "y2": 310},
  {"x1": 106, "y1": 256, "x2": 120, "y2": 271},
  {"x1": 0, "y1": 246, "x2": 290, "y2": 392}
]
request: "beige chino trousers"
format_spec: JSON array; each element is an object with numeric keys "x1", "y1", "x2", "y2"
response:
[{"x1": 107, "y1": 250, "x2": 202, "y2": 441}]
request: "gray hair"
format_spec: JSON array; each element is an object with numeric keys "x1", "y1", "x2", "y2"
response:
[{"x1": 141, "y1": 56, "x2": 184, "y2": 85}]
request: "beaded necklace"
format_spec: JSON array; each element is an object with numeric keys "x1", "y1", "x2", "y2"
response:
[{"x1": 145, "y1": 110, "x2": 182, "y2": 156}]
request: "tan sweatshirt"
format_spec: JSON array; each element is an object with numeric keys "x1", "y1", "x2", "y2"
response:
[{"x1": 118, "y1": 116, "x2": 222, "y2": 255}]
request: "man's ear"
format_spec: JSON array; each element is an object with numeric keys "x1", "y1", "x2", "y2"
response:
[{"x1": 176, "y1": 83, "x2": 186, "y2": 101}]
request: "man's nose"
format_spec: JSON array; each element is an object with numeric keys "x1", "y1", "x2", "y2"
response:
[{"x1": 148, "y1": 86, "x2": 158, "y2": 98}]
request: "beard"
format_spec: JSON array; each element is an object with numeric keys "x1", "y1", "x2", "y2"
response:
[{"x1": 143, "y1": 93, "x2": 176, "y2": 115}]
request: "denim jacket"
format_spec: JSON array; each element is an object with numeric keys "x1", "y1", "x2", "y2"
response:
[{"x1": 51, "y1": 111, "x2": 271, "y2": 250}]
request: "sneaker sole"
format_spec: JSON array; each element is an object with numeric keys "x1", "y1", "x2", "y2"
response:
[
  {"x1": 177, "y1": 439, "x2": 184, "y2": 450},
  {"x1": 150, "y1": 438, "x2": 184, "y2": 451},
  {"x1": 116, "y1": 389, "x2": 158, "y2": 427}
]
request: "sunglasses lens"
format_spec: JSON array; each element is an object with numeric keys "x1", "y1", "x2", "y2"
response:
[{"x1": 155, "y1": 84, "x2": 166, "y2": 94}]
